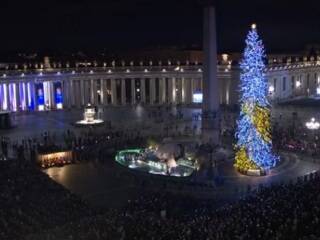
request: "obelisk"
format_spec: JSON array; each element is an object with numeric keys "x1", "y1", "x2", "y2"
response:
[{"x1": 202, "y1": 1, "x2": 220, "y2": 144}]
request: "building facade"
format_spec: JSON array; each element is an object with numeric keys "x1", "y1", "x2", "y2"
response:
[{"x1": 0, "y1": 56, "x2": 319, "y2": 112}]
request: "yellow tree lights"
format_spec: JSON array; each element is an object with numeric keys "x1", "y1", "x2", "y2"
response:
[{"x1": 234, "y1": 25, "x2": 278, "y2": 175}]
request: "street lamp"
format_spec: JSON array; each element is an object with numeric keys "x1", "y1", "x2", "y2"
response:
[
  {"x1": 296, "y1": 80, "x2": 301, "y2": 88},
  {"x1": 306, "y1": 118, "x2": 320, "y2": 130},
  {"x1": 306, "y1": 118, "x2": 320, "y2": 157},
  {"x1": 268, "y1": 85, "x2": 275, "y2": 94}
]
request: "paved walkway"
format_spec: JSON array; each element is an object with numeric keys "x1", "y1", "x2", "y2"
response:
[
  {"x1": 0, "y1": 106, "x2": 202, "y2": 141},
  {"x1": 2, "y1": 106, "x2": 320, "y2": 208},
  {"x1": 43, "y1": 150, "x2": 320, "y2": 208}
]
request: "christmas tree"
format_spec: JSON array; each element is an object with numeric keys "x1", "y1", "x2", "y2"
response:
[{"x1": 234, "y1": 24, "x2": 278, "y2": 174}]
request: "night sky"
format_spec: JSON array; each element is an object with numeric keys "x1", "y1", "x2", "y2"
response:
[{"x1": 1, "y1": 0, "x2": 320, "y2": 56}]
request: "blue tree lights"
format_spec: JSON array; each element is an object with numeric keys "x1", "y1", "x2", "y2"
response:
[{"x1": 234, "y1": 24, "x2": 278, "y2": 174}]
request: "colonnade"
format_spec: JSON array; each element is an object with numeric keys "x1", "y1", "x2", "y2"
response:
[
  {"x1": 62, "y1": 77, "x2": 202, "y2": 108},
  {"x1": 0, "y1": 76, "x2": 203, "y2": 112},
  {"x1": 1, "y1": 63, "x2": 319, "y2": 112}
]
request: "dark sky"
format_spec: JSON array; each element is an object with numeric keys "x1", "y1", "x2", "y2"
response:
[{"x1": 1, "y1": 0, "x2": 320, "y2": 55}]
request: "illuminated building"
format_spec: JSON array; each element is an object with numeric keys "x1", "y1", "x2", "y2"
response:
[{"x1": 0, "y1": 54, "x2": 320, "y2": 111}]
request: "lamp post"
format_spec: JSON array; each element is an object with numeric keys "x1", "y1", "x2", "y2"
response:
[
  {"x1": 306, "y1": 118, "x2": 320, "y2": 159},
  {"x1": 268, "y1": 85, "x2": 275, "y2": 101},
  {"x1": 306, "y1": 117, "x2": 320, "y2": 141},
  {"x1": 296, "y1": 80, "x2": 301, "y2": 97},
  {"x1": 305, "y1": 118, "x2": 320, "y2": 131}
]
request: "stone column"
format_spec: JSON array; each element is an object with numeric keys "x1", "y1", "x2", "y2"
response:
[
  {"x1": 167, "y1": 78, "x2": 172, "y2": 103},
  {"x1": 31, "y1": 81, "x2": 37, "y2": 111},
  {"x1": 73, "y1": 80, "x2": 79, "y2": 108},
  {"x1": 225, "y1": 77, "x2": 231, "y2": 105},
  {"x1": 202, "y1": 4, "x2": 220, "y2": 143},
  {"x1": 2, "y1": 83, "x2": 6, "y2": 110},
  {"x1": 80, "y1": 79, "x2": 85, "y2": 106},
  {"x1": 62, "y1": 80, "x2": 66, "y2": 108},
  {"x1": 94, "y1": 79, "x2": 98, "y2": 105},
  {"x1": 185, "y1": 78, "x2": 191, "y2": 104},
  {"x1": 159, "y1": 77, "x2": 163, "y2": 103},
  {"x1": 111, "y1": 79, "x2": 117, "y2": 105},
  {"x1": 69, "y1": 79, "x2": 74, "y2": 107},
  {"x1": 77, "y1": 80, "x2": 81, "y2": 108},
  {"x1": 91, "y1": 79, "x2": 96, "y2": 105},
  {"x1": 0, "y1": 84, "x2": 2, "y2": 111},
  {"x1": 166, "y1": 78, "x2": 170, "y2": 104},
  {"x1": 86, "y1": 80, "x2": 91, "y2": 105},
  {"x1": 50, "y1": 81, "x2": 55, "y2": 109},
  {"x1": 62, "y1": 80, "x2": 67, "y2": 108},
  {"x1": 0, "y1": 84, "x2": 4, "y2": 110},
  {"x1": 24, "y1": 82, "x2": 29, "y2": 110},
  {"x1": 170, "y1": 77, "x2": 176, "y2": 104},
  {"x1": 100, "y1": 79, "x2": 105, "y2": 105},
  {"x1": 121, "y1": 79, "x2": 126, "y2": 105},
  {"x1": 14, "y1": 82, "x2": 19, "y2": 111},
  {"x1": 2, "y1": 84, "x2": 5, "y2": 110},
  {"x1": 66, "y1": 79, "x2": 72, "y2": 108},
  {"x1": 160, "y1": 77, "x2": 167, "y2": 103},
  {"x1": 150, "y1": 78, "x2": 156, "y2": 104},
  {"x1": 173, "y1": 78, "x2": 178, "y2": 104},
  {"x1": 176, "y1": 78, "x2": 182, "y2": 104},
  {"x1": 181, "y1": 78, "x2": 187, "y2": 104},
  {"x1": 140, "y1": 78, "x2": 146, "y2": 103},
  {"x1": 70, "y1": 80, "x2": 75, "y2": 107},
  {"x1": 179, "y1": 78, "x2": 183, "y2": 103},
  {"x1": 3, "y1": 83, "x2": 7, "y2": 111},
  {"x1": 67, "y1": 79, "x2": 71, "y2": 108},
  {"x1": 6, "y1": 83, "x2": 10, "y2": 111},
  {"x1": 131, "y1": 79, "x2": 136, "y2": 105}
]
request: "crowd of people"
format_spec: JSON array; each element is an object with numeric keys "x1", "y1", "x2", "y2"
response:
[
  {"x1": 0, "y1": 161, "x2": 93, "y2": 240},
  {"x1": 2, "y1": 107, "x2": 320, "y2": 239},
  {"x1": 273, "y1": 120, "x2": 320, "y2": 160},
  {"x1": 1, "y1": 157, "x2": 318, "y2": 240}
]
